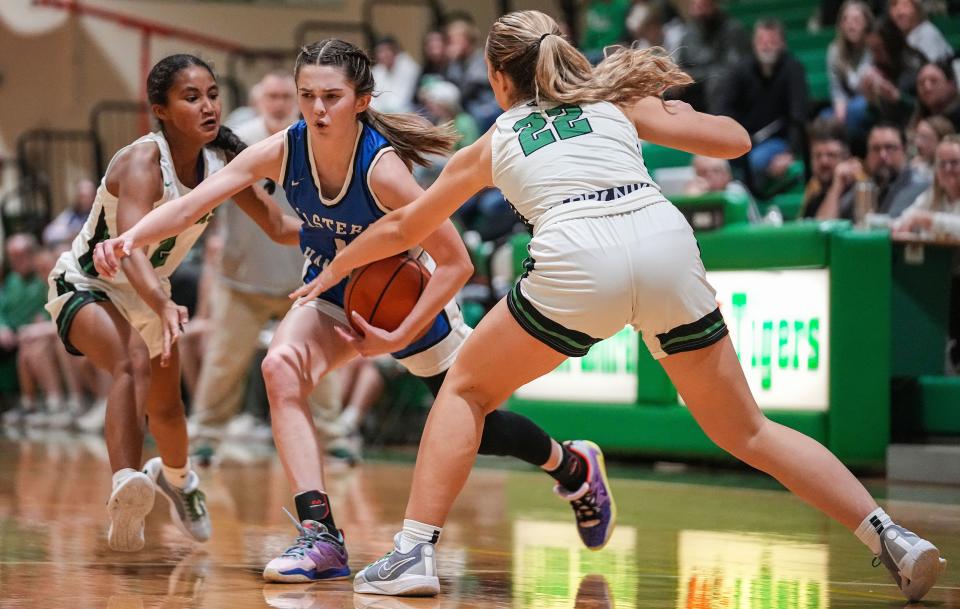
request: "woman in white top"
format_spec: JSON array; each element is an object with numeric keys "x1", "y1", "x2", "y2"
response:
[
  {"x1": 897, "y1": 134, "x2": 960, "y2": 238},
  {"x1": 46, "y1": 54, "x2": 297, "y2": 553},
  {"x1": 888, "y1": 0, "x2": 954, "y2": 62},
  {"x1": 291, "y1": 10, "x2": 947, "y2": 601},
  {"x1": 825, "y1": 0, "x2": 874, "y2": 136}
]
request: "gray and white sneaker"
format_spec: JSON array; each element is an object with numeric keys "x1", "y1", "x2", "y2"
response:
[
  {"x1": 107, "y1": 470, "x2": 156, "y2": 552},
  {"x1": 875, "y1": 523, "x2": 947, "y2": 602},
  {"x1": 354, "y1": 533, "x2": 439, "y2": 597},
  {"x1": 143, "y1": 457, "x2": 212, "y2": 543}
]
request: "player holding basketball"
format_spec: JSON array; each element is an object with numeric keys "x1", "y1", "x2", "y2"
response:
[
  {"x1": 287, "y1": 12, "x2": 947, "y2": 601},
  {"x1": 45, "y1": 54, "x2": 300, "y2": 552},
  {"x1": 94, "y1": 40, "x2": 616, "y2": 582}
]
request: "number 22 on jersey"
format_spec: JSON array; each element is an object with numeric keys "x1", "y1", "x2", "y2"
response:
[{"x1": 512, "y1": 104, "x2": 593, "y2": 156}]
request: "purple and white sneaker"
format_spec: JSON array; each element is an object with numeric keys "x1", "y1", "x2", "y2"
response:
[
  {"x1": 554, "y1": 440, "x2": 616, "y2": 551},
  {"x1": 262, "y1": 509, "x2": 350, "y2": 583}
]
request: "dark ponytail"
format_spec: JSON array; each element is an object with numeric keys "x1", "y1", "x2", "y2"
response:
[{"x1": 209, "y1": 125, "x2": 276, "y2": 194}]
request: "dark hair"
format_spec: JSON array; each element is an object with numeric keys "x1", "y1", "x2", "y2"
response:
[
  {"x1": 147, "y1": 54, "x2": 276, "y2": 192},
  {"x1": 922, "y1": 57, "x2": 958, "y2": 83},
  {"x1": 294, "y1": 39, "x2": 457, "y2": 167},
  {"x1": 754, "y1": 18, "x2": 784, "y2": 38},
  {"x1": 808, "y1": 117, "x2": 848, "y2": 146},
  {"x1": 870, "y1": 120, "x2": 907, "y2": 146}
]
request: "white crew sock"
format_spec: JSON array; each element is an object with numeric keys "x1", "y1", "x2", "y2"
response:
[
  {"x1": 162, "y1": 460, "x2": 191, "y2": 489},
  {"x1": 399, "y1": 518, "x2": 442, "y2": 553},
  {"x1": 855, "y1": 507, "x2": 893, "y2": 555}
]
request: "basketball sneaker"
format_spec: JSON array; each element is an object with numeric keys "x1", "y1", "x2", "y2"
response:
[
  {"x1": 874, "y1": 523, "x2": 947, "y2": 602},
  {"x1": 554, "y1": 440, "x2": 616, "y2": 550},
  {"x1": 143, "y1": 457, "x2": 212, "y2": 543},
  {"x1": 353, "y1": 533, "x2": 439, "y2": 596},
  {"x1": 107, "y1": 469, "x2": 155, "y2": 551},
  {"x1": 263, "y1": 509, "x2": 350, "y2": 583}
]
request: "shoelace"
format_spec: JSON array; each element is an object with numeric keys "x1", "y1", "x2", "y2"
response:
[
  {"x1": 279, "y1": 507, "x2": 342, "y2": 558},
  {"x1": 570, "y1": 491, "x2": 600, "y2": 524},
  {"x1": 179, "y1": 488, "x2": 207, "y2": 521}
]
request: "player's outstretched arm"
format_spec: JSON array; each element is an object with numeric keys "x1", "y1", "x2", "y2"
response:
[
  {"x1": 94, "y1": 135, "x2": 284, "y2": 276},
  {"x1": 623, "y1": 97, "x2": 752, "y2": 159},
  {"x1": 290, "y1": 132, "x2": 494, "y2": 302},
  {"x1": 232, "y1": 183, "x2": 302, "y2": 246}
]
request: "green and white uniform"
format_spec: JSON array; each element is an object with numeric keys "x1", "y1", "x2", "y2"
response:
[
  {"x1": 46, "y1": 131, "x2": 226, "y2": 357},
  {"x1": 492, "y1": 100, "x2": 727, "y2": 359}
]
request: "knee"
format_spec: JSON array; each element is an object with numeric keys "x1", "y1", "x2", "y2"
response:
[
  {"x1": 704, "y1": 415, "x2": 767, "y2": 460},
  {"x1": 112, "y1": 347, "x2": 151, "y2": 385},
  {"x1": 261, "y1": 347, "x2": 310, "y2": 397}
]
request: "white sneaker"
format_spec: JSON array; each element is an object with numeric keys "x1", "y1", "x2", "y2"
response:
[
  {"x1": 224, "y1": 413, "x2": 273, "y2": 443},
  {"x1": 107, "y1": 470, "x2": 156, "y2": 552},
  {"x1": 77, "y1": 399, "x2": 107, "y2": 433}
]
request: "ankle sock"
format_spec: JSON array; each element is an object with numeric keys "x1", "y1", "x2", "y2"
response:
[{"x1": 399, "y1": 518, "x2": 442, "y2": 553}]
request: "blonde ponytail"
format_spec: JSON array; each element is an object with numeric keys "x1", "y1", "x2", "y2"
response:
[{"x1": 489, "y1": 11, "x2": 692, "y2": 107}]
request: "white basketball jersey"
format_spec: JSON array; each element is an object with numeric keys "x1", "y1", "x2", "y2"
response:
[
  {"x1": 491, "y1": 100, "x2": 660, "y2": 232},
  {"x1": 64, "y1": 131, "x2": 227, "y2": 282}
]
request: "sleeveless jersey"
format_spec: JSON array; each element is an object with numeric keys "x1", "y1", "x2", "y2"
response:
[
  {"x1": 65, "y1": 131, "x2": 226, "y2": 282},
  {"x1": 491, "y1": 100, "x2": 660, "y2": 233},
  {"x1": 280, "y1": 119, "x2": 395, "y2": 307}
]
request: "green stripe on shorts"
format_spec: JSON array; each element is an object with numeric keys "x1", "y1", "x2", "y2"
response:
[
  {"x1": 656, "y1": 307, "x2": 729, "y2": 355},
  {"x1": 507, "y1": 282, "x2": 599, "y2": 358}
]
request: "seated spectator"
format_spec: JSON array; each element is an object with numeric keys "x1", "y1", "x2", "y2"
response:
[
  {"x1": 861, "y1": 17, "x2": 924, "y2": 127},
  {"x1": 42, "y1": 178, "x2": 95, "y2": 249},
  {"x1": 716, "y1": 19, "x2": 809, "y2": 194},
  {"x1": 910, "y1": 58, "x2": 960, "y2": 131},
  {"x1": 581, "y1": 0, "x2": 631, "y2": 58},
  {"x1": 803, "y1": 119, "x2": 855, "y2": 218},
  {"x1": 14, "y1": 246, "x2": 83, "y2": 428},
  {"x1": 370, "y1": 36, "x2": 420, "y2": 114},
  {"x1": 0, "y1": 234, "x2": 56, "y2": 425},
  {"x1": 685, "y1": 155, "x2": 761, "y2": 221},
  {"x1": 626, "y1": 0, "x2": 685, "y2": 52},
  {"x1": 444, "y1": 15, "x2": 500, "y2": 130},
  {"x1": 895, "y1": 134, "x2": 960, "y2": 238},
  {"x1": 674, "y1": 0, "x2": 751, "y2": 113},
  {"x1": 910, "y1": 115, "x2": 956, "y2": 179},
  {"x1": 822, "y1": 122, "x2": 931, "y2": 218},
  {"x1": 895, "y1": 134, "x2": 960, "y2": 370},
  {"x1": 414, "y1": 30, "x2": 448, "y2": 95},
  {"x1": 824, "y1": 1, "x2": 874, "y2": 141},
  {"x1": 414, "y1": 80, "x2": 480, "y2": 188},
  {"x1": 889, "y1": 0, "x2": 954, "y2": 61}
]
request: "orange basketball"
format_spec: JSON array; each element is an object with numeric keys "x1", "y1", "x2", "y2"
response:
[{"x1": 343, "y1": 253, "x2": 431, "y2": 335}]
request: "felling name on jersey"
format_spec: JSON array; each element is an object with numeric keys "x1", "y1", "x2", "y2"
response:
[
  {"x1": 299, "y1": 212, "x2": 365, "y2": 236},
  {"x1": 559, "y1": 182, "x2": 653, "y2": 206}
]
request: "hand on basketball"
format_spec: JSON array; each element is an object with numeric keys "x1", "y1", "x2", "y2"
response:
[
  {"x1": 159, "y1": 300, "x2": 189, "y2": 368},
  {"x1": 335, "y1": 310, "x2": 410, "y2": 357},
  {"x1": 93, "y1": 235, "x2": 135, "y2": 278}
]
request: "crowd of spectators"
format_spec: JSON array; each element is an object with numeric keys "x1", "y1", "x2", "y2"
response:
[{"x1": 2, "y1": 0, "x2": 959, "y2": 448}]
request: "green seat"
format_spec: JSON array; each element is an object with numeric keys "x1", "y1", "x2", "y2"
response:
[
  {"x1": 641, "y1": 143, "x2": 692, "y2": 172},
  {"x1": 763, "y1": 191, "x2": 805, "y2": 221},
  {"x1": 671, "y1": 191, "x2": 753, "y2": 227}
]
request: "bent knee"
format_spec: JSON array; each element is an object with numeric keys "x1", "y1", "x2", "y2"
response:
[{"x1": 112, "y1": 347, "x2": 151, "y2": 383}]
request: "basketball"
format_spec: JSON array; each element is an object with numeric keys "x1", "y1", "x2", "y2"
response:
[{"x1": 343, "y1": 253, "x2": 431, "y2": 335}]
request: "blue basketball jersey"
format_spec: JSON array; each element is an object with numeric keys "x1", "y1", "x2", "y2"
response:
[{"x1": 280, "y1": 119, "x2": 452, "y2": 360}]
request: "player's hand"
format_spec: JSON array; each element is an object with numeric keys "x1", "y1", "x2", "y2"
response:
[
  {"x1": 334, "y1": 311, "x2": 410, "y2": 357},
  {"x1": 290, "y1": 267, "x2": 342, "y2": 305},
  {"x1": 94, "y1": 235, "x2": 135, "y2": 278},
  {"x1": 159, "y1": 300, "x2": 189, "y2": 367}
]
